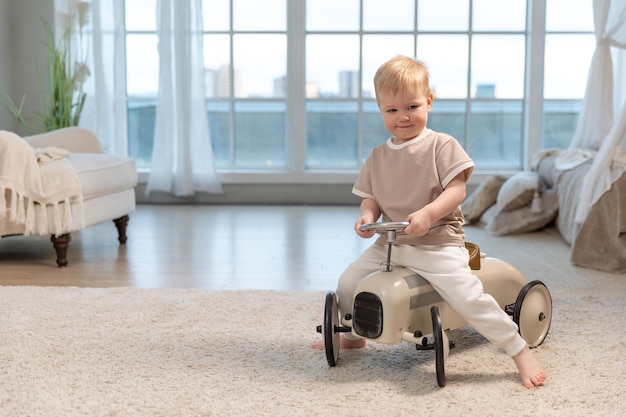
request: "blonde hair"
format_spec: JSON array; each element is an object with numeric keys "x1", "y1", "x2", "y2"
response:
[{"x1": 373, "y1": 55, "x2": 431, "y2": 103}]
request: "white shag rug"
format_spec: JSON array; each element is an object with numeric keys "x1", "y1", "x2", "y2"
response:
[{"x1": 0, "y1": 284, "x2": 624, "y2": 417}]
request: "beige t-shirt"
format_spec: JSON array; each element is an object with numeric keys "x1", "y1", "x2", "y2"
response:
[{"x1": 353, "y1": 129, "x2": 475, "y2": 246}]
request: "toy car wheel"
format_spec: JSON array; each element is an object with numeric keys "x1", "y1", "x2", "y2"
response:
[
  {"x1": 513, "y1": 280, "x2": 552, "y2": 348},
  {"x1": 323, "y1": 291, "x2": 340, "y2": 367},
  {"x1": 431, "y1": 306, "x2": 446, "y2": 387}
]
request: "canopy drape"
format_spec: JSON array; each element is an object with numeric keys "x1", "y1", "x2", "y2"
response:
[{"x1": 571, "y1": 0, "x2": 626, "y2": 224}]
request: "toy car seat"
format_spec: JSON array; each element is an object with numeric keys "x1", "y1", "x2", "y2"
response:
[{"x1": 464, "y1": 242, "x2": 481, "y2": 270}]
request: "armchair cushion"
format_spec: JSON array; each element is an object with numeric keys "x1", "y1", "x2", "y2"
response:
[{"x1": 69, "y1": 153, "x2": 137, "y2": 200}]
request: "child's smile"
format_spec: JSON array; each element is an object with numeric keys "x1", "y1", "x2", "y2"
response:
[{"x1": 377, "y1": 89, "x2": 433, "y2": 142}]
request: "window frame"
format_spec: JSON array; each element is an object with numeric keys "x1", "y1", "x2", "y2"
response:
[{"x1": 124, "y1": 0, "x2": 591, "y2": 186}]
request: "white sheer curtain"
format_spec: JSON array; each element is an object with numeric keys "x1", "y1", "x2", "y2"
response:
[
  {"x1": 571, "y1": 0, "x2": 626, "y2": 224},
  {"x1": 80, "y1": 0, "x2": 222, "y2": 195},
  {"x1": 70, "y1": 0, "x2": 128, "y2": 156},
  {"x1": 78, "y1": 0, "x2": 128, "y2": 155},
  {"x1": 146, "y1": 0, "x2": 222, "y2": 196}
]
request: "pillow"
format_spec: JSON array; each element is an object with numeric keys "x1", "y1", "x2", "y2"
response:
[
  {"x1": 487, "y1": 189, "x2": 558, "y2": 236},
  {"x1": 479, "y1": 203, "x2": 499, "y2": 226},
  {"x1": 461, "y1": 175, "x2": 506, "y2": 222},
  {"x1": 496, "y1": 171, "x2": 540, "y2": 212},
  {"x1": 536, "y1": 154, "x2": 559, "y2": 188}
]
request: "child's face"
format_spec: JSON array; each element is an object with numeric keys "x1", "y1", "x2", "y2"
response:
[{"x1": 377, "y1": 88, "x2": 433, "y2": 142}]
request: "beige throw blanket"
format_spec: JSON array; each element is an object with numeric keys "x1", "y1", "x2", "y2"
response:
[{"x1": 0, "y1": 130, "x2": 84, "y2": 236}]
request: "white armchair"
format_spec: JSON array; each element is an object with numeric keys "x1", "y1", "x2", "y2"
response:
[{"x1": 0, "y1": 126, "x2": 138, "y2": 266}]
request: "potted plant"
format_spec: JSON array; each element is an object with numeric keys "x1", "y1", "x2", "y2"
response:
[{"x1": 0, "y1": 2, "x2": 90, "y2": 135}]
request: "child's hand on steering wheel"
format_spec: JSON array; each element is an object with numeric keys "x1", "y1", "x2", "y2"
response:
[
  {"x1": 404, "y1": 210, "x2": 432, "y2": 236},
  {"x1": 355, "y1": 216, "x2": 377, "y2": 238}
]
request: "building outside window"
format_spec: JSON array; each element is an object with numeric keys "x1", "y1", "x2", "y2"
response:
[{"x1": 124, "y1": 0, "x2": 594, "y2": 180}]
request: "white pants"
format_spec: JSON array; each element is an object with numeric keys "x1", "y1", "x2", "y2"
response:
[{"x1": 336, "y1": 244, "x2": 527, "y2": 357}]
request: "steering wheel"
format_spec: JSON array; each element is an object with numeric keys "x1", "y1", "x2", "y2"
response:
[
  {"x1": 360, "y1": 222, "x2": 409, "y2": 272},
  {"x1": 360, "y1": 221, "x2": 409, "y2": 234}
]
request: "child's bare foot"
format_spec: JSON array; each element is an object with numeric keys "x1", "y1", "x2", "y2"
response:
[
  {"x1": 311, "y1": 340, "x2": 324, "y2": 349},
  {"x1": 340, "y1": 336, "x2": 366, "y2": 349},
  {"x1": 513, "y1": 345, "x2": 546, "y2": 388},
  {"x1": 311, "y1": 336, "x2": 366, "y2": 349}
]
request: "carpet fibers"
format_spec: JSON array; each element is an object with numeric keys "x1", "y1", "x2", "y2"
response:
[{"x1": 1, "y1": 279, "x2": 625, "y2": 416}]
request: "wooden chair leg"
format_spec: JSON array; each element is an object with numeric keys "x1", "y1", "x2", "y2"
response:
[
  {"x1": 113, "y1": 215, "x2": 129, "y2": 244},
  {"x1": 48, "y1": 216, "x2": 129, "y2": 267},
  {"x1": 50, "y1": 233, "x2": 71, "y2": 267}
]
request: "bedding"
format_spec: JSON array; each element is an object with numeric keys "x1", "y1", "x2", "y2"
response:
[{"x1": 538, "y1": 155, "x2": 626, "y2": 273}]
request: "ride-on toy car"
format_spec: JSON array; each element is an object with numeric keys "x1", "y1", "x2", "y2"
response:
[{"x1": 316, "y1": 222, "x2": 552, "y2": 387}]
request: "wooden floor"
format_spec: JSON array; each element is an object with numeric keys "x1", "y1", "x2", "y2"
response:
[{"x1": 0, "y1": 205, "x2": 376, "y2": 291}]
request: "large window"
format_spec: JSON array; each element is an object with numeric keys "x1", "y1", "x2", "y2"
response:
[
  {"x1": 306, "y1": 0, "x2": 528, "y2": 170},
  {"x1": 124, "y1": 0, "x2": 594, "y2": 179}
]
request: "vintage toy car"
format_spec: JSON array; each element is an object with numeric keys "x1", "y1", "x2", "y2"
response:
[{"x1": 317, "y1": 221, "x2": 552, "y2": 387}]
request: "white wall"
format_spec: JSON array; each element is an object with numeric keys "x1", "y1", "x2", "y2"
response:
[
  {"x1": 0, "y1": 0, "x2": 53, "y2": 134},
  {"x1": 0, "y1": 0, "x2": 13, "y2": 130}
]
